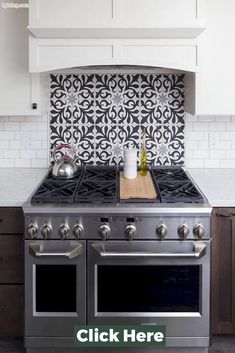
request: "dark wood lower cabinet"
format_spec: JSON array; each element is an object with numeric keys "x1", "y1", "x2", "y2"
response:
[
  {"x1": 211, "y1": 208, "x2": 235, "y2": 334},
  {"x1": 0, "y1": 207, "x2": 24, "y2": 337},
  {"x1": 0, "y1": 285, "x2": 23, "y2": 336}
]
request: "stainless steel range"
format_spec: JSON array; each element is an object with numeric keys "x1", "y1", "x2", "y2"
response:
[{"x1": 23, "y1": 166, "x2": 212, "y2": 353}]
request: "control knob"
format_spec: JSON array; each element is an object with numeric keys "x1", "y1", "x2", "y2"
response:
[
  {"x1": 156, "y1": 224, "x2": 167, "y2": 239},
  {"x1": 41, "y1": 224, "x2": 52, "y2": 239},
  {"x1": 178, "y1": 224, "x2": 190, "y2": 239},
  {"x1": 59, "y1": 225, "x2": 69, "y2": 239},
  {"x1": 98, "y1": 224, "x2": 110, "y2": 240},
  {"x1": 125, "y1": 224, "x2": 136, "y2": 240},
  {"x1": 73, "y1": 224, "x2": 84, "y2": 239},
  {"x1": 193, "y1": 224, "x2": 205, "y2": 239},
  {"x1": 27, "y1": 224, "x2": 38, "y2": 239}
]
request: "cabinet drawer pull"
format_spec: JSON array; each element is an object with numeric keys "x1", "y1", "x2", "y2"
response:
[
  {"x1": 216, "y1": 213, "x2": 233, "y2": 218},
  {"x1": 0, "y1": 219, "x2": 3, "y2": 223}
]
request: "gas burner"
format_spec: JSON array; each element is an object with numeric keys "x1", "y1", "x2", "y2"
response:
[
  {"x1": 74, "y1": 166, "x2": 118, "y2": 203},
  {"x1": 31, "y1": 169, "x2": 83, "y2": 204},
  {"x1": 31, "y1": 166, "x2": 118, "y2": 204},
  {"x1": 151, "y1": 167, "x2": 204, "y2": 203},
  {"x1": 31, "y1": 166, "x2": 204, "y2": 205}
]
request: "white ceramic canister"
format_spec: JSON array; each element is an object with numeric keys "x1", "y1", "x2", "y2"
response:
[{"x1": 123, "y1": 148, "x2": 137, "y2": 179}]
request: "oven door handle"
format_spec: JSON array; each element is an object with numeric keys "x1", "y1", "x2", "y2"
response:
[
  {"x1": 92, "y1": 242, "x2": 206, "y2": 259},
  {"x1": 29, "y1": 243, "x2": 82, "y2": 259}
]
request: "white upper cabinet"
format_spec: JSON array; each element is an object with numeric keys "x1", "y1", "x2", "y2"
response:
[
  {"x1": 29, "y1": 0, "x2": 205, "y2": 38},
  {"x1": 0, "y1": 7, "x2": 40, "y2": 116},
  {"x1": 195, "y1": 0, "x2": 235, "y2": 115}
]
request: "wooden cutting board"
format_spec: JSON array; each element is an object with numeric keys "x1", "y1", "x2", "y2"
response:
[{"x1": 120, "y1": 171, "x2": 157, "y2": 200}]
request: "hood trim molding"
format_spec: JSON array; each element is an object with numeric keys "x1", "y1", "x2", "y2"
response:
[{"x1": 29, "y1": 36, "x2": 198, "y2": 73}]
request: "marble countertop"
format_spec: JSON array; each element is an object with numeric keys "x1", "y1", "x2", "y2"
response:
[
  {"x1": 188, "y1": 168, "x2": 235, "y2": 207},
  {"x1": 0, "y1": 168, "x2": 235, "y2": 208},
  {"x1": 0, "y1": 168, "x2": 47, "y2": 206}
]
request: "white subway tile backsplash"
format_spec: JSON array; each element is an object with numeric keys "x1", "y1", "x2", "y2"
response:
[
  {"x1": 220, "y1": 131, "x2": 235, "y2": 140},
  {"x1": 36, "y1": 122, "x2": 48, "y2": 131},
  {"x1": 185, "y1": 115, "x2": 235, "y2": 168},
  {"x1": 0, "y1": 141, "x2": 9, "y2": 149},
  {"x1": 226, "y1": 122, "x2": 235, "y2": 130},
  {"x1": 21, "y1": 122, "x2": 37, "y2": 131},
  {"x1": 36, "y1": 150, "x2": 48, "y2": 159},
  {"x1": 193, "y1": 122, "x2": 210, "y2": 131},
  {"x1": 203, "y1": 160, "x2": 220, "y2": 168},
  {"x1": 186, "y1": 159, "x2": 204, "y2": 168},
  {"x1": 0, "y1": 131, "x2": 14, "y2": 140},
  {"x1": 0, "y1": 159, "x2": 14, "y2": 167},
  {"x1": 186, "y1": 140, "x2": 199, "y2": 149},
  {"x1": 209, "y1": 150, "x2": 226, "y2": 159},
  {"x1": 187, "y1": 131, "x2": 208, "y2": 140},
  {"x1": 9, "y1": 140, "x2": 21, "y2": 149},
  {"x1": 3, "y1": 150, "x2": 20, "y2": 159},
  {"x1": 15, "y1": 159, "x2": 31, "y2": 168},
  {"x1": 31, "y1": 159, "x2": 49, "y2": 168},
  {"x1": 0, "y1": 114, "x2": 47, "y2": 168},
  {"x1": 209, "y1": 122, "x2": 226, "y2": 131},
  {"x1": 221, "y1": 159, "x2": 235, "y2": 168},
  {"x1": 3, "y1": 122, "x2": 20, "y2": 130},
  {"x1": 225, "y1": 150, "x2": 235, "y2": 159},
  {"x1": 20, "y1": 150, "x2": 37, "y2": 159},
  {"x1": 193, "y1": 149, "x2": 209, "y2": 159},
  {"x1": 31, "y1": 131, "x2": 47, "y2": 140},
  {"x1": 198, "y1": 140, "x2": 209, "y2": 149}
]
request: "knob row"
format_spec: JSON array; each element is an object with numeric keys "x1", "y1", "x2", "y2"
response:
[
  {"x1": 27, "y1": 224, "x2": 83, "y2": 239},
  {"x1": 156, "y1": 223, "x2": 205, "y2": 239},
  {"x1": 27, "y1": 223, "x2": 205, "y2": 240}
]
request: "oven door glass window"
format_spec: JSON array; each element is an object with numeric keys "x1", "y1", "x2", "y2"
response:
[
  {"x1": 35, "y1": 265, "x2": 76, "y2": 313},
  {"x1": 97, "y1": 265, "x2": 200, "y2": 313}
]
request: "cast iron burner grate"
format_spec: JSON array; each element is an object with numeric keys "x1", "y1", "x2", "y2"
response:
[
  {"x1": 74, "y1": 166, "x2": 118, "y2": 203},
  {"x1": 151, "y1": 167, "x2": 204, "y2": 203},
  {"x1": 31, "y1": 169, "x2": 84, "y2": 204}
]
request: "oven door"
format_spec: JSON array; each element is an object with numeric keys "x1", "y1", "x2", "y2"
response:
[
  {"x1": 25, "y1": 240, "x2": 86, "y2": 337},
  {"x1": 88, "y1": 240, "x2": 210, "y2": 339}
]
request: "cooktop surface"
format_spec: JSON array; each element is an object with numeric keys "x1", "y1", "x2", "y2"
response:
[{"x1": 31, "y1": 166, "x2": 204, "y2": 205}]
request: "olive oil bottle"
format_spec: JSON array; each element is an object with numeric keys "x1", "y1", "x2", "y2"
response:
[{"x1": 140, "y1": 128, "x2": 148, "y2": 176}]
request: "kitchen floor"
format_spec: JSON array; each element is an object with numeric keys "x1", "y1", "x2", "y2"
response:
[{"x1": 0, "y1": 336, "x2": 234, "y2": 353}]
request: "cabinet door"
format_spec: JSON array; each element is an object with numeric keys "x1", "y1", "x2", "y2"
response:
[
  {"x1": 0, "y1": 285, "x2": 23, "y2": 336},
  {"x1": 0, "y1": 6, "x2": 40, "y2": 115},
  {"x1": 0, "y1": 235, "x2": 23, "y2": 284},
  {"x1": 211, "y1": 208, "x2": 235, "y2": 334},
  {"x1": 196, "y1": 0, "x2": 235, "y2": 115},
  {"x1": 29, "y1": 0, "x2": 200, "y2": 28}
]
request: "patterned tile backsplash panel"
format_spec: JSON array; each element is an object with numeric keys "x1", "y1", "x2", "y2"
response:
[{"x1": 50, "y1": 73, "x2": 185, "y2": 165}]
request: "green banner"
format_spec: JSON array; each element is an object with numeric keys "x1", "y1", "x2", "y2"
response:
[{"x1": 74, "y1": 325, "x2": 166, "y2": 347}]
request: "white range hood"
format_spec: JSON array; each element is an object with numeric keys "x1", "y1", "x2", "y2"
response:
[{"x1": 28, "y1": 0, "x2": 205, "y2": 73}]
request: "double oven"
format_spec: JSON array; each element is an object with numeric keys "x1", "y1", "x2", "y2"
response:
[{"x1": 24, "y1": 210, "x2": 211, "y2": 353}]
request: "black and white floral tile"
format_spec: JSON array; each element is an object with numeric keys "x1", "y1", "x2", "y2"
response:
[{"x1": 50, "y1": 73, "x2": 185, "y2": 165}]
